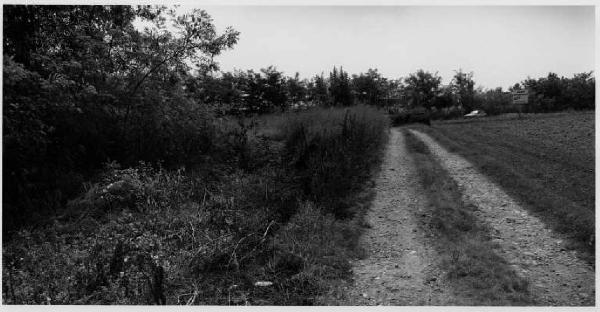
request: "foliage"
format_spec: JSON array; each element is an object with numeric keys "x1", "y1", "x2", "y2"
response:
[
  {"x1": 286, "y1": 72, "x2": 308, "y2": 105},
  {"x1": 390, "y1": 107, "x2": 431, "y2": 126},
  {"x1": 467, "y1": 72, "x2": 595, "y2": 117},
  {"x1": 451, "y1": 70, "x2": 476, "y2": 112},
  {"x1": 351, "y1": 68, "x2": 387, "y2": 106},
  {"x1": 520, "y1": 72, "x2": 595, "y2": 112},
  {"x1": 3, "y1": 5, "x2": 239, "y2": 229},
  {"x1": 3, "y1": 106, "x2": 388, "y2": 305},
  {"x1": 473, "y1": 88, "x2": 512, "y2": 116},
  {"x1": 402, "y1": 69, "x2": 442, "y2": 110},
  {"x1": 281, "y1": 105, "x2": 389, "y2": 218},
  {"x1": 188, "y1": 67, "x2": 291, "y2": 115},
  {"x1": 328, "y1": 67, "x2": 354, "y2": 106},
  {"x1": 308, "y1": 74, "x2": 330, "y2": 106},
  {"x1": 432, "y1": 85, "x2": 455, "y2": 110},
  {"x1": 3, "y1": 4, "x2": 593, "y2": 305}
]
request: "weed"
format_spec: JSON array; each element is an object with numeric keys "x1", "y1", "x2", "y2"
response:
[{"x1": 3, "y1": 105, "x2": 388, "y2": 305}]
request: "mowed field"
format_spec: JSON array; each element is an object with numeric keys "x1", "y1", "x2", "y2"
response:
[{"x1": 414, "y1": 111, "x2": 595, "y2": 258}]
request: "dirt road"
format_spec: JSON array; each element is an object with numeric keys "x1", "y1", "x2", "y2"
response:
[
  {"x1": 410, "y1": 129, "x2": 595, "y2": 306},
  {"x1": 341, "y1": 129, "x2": 455, "y2": 305},
  {"x1": 343, "y1": 128, "x2": 594, "y2": 306}
]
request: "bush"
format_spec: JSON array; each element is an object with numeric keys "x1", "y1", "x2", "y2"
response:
[
  {"x1": 281, "y1": 106, "x2": 388, "y2": 218},
  {"x1": 3, "y1": 105, "x2": 388, "y2": 305},
  {"x1": 390, "y1": 107, "x2": 431, "y2": 126},
  {"x1": 2, "y1": 163, "x2": 285, "y2": 304}
]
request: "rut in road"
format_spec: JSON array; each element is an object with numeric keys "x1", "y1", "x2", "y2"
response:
[
  {"x1": 342, "y1": 129, "x2": 455, "y2": 305},
  {"x1": 410, "y1": 129, "x2": 595, "y2": 306}
]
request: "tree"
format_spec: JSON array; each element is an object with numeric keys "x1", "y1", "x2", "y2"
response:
[
  {"x1": 433, "y1": 85, "x2": 455, "y2": 110},
  {"x1": 521, "y1": 72, "x2": 595, "y2": 112},
  {"x1": 564, "y1": 72, "x2": 594, "y2": 110},
  {"x1": 286, "y1": 72, "x2": 307, "y2": 105},
  {"x1": 258, "y1": 66, "x2": 288, "y2": 112},
  {"x1": 3, "y1": 5, "x2": 240, "y2": 227},
  {"x1": 351, "y1": 68, "x2": 388, "y2": 106},
  {"x1": 451, "y1": 69, "x2": 475, "y2": 112},
  {"x1": 403, "y1": 69, "x2": 441, "y2": 110},
  {"x1": 329, "y1": 66, "x2": 353, "y2": 106},
  {"x1": 308, "y1": 73, "x2": 329, "y2": 106},
  {"x1": 474, "y1": 87, "x2": 512, "y2": 115}
]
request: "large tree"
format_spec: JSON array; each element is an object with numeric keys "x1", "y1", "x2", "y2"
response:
[
  {"x1": 351, "y1": 68, "x2": 387, "y2": 106},
  {"x1": 3, "y1": 5, "x2": 239, "y2": 226},
  {"x1": 403, "y1": 69, "x2": 441, "y2": 110}
]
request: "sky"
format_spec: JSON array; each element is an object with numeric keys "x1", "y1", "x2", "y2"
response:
[{"x1": 182, "y1": 5, "x2": 594, "y2": 90}]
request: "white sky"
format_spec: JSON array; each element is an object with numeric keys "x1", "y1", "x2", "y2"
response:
[{"x1": 180, "y1": 5, "x2": 594, "y2": 90}]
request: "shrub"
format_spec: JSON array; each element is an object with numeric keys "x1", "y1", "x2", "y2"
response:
[
  {"x1": 281, "y1": 106, "x2": 388, "y2": 218},
  {"x1": 2, "y1": 163, "x2": 283, "y2": 304},
  {"x1": 3, "y1": 105, "x2": 388, "y2": 305},
  {"x1": 390, "y1": 107, "x2": 432, "y2": 126}
]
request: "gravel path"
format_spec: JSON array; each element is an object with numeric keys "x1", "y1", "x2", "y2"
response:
[
  {"x1": 410, "y1": 129, "x2": 595, "y2": 306},
  {"x1": 342, "y1": 129, "x2": 455, "y2": 305}
]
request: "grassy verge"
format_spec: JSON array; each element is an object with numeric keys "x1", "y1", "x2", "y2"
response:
[
  {"x1": 2, "y1": 105, "x2": 388, "y2": 305},
  {"x1": 404, "y1": 129, "x2": 532, "y2": 305},
  {"x1": 412, "y1": 113, "x2": 594, "y2": 259}
]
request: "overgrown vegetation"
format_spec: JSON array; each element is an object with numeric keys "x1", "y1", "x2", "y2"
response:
[
  {"x1": 3, "y1": 106, "x2": 389, "y2": 304},
  {"x1": 280, "y1": 106, "x2": 389, "y2": 218},
  {"x1": 404, "y1": 130, "x2": 532, "y2": 305},
  {"x1": 2, "y1": 4, "x2": 593, "y2": 306},
  {"x1": 3, "y1": 5, "x2": 594, "y2": 232},
  {"x1": 3, "y1": 5, "x2": 392, "y2": 305},
  {"x1": 3, "y1": 5, "x2": 240, "y2": 230}
]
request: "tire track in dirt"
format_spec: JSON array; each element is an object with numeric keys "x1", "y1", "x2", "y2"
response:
[
  {"x1": 410, "y1": 129, "x2": 595, "y2": 306},
  {"x1": 342, "y1": 129, "x2": 455, "y2": 305}
]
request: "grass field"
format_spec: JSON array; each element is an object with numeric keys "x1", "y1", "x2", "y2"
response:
[{"x1": 413, "y1": 111, "x2": 595, "y2": 258}]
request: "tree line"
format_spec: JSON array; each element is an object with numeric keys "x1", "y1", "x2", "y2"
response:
[
  {"x1": 2, "y1": 5, "x2": 594, "y2": 229},
  {"x1": 191, "y1": 66, "x2": 594, "y2": 117}
]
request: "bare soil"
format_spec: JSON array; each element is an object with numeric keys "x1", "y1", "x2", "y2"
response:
[
  {"x1": 341, "y1": 129, "x2": 455, "y2": 305},
  {"x1": 411, "y1": 129, "x2": 595, "y2": 306}
]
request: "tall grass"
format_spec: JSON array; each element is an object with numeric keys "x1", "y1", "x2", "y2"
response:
[
  {"x1": 2, "y1": 105, "x2": 389, "y2": 305},
  {"x1": 281, "y1": 106, "x2": 389, "y2": 218}
]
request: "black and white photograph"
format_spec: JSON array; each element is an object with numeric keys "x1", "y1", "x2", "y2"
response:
[{"x1": 1, "y1": 1, "x2": 596, "y2": 307}]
